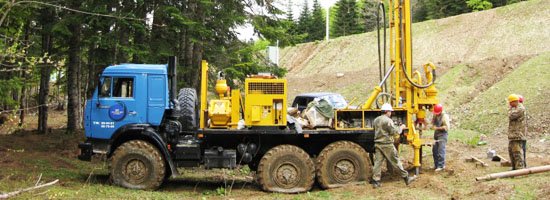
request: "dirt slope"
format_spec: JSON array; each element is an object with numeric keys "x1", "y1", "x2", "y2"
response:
[
  {"x1": 280, "y1": 0, "x2": 550, "y2": 134},
  {"x1": 280, "y1": 0, "x2": 550, "y2": 100}
]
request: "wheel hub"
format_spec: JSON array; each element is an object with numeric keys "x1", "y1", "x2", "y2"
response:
[
  {"x1": 275, "y1": 163, "x2": 299, "y2": 188},
  {"x1": 333, "y1": 159, "x2": 356, "y2": 182},
  {"x1": 124, "y1": 159, "x2": 147, "y2": 184}
]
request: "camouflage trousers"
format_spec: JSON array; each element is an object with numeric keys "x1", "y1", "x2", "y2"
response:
[
  {"x1": 508, "y1": 140, "x2": 525, "y2": 170},
  {"x1": 372, "y1": 143, "x2": 408, "y2": 181}
]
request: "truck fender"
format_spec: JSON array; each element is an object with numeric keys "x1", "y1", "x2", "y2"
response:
[{"x1": 110, "y1": 124, "x2": 179, "y2": 178}]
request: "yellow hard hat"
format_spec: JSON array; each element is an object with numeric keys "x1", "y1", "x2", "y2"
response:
[{"x1": 508, "y1": 94, "x2": 519, "y2": 103}]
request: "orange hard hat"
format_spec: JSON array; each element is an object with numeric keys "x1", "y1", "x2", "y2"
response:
[{"x1": 433, "y1": 104, "x2": 443, "y2": 115}]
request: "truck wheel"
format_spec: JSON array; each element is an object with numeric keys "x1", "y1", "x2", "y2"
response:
[
  {"x1": 177, "y1": 88, "x2": 197, "y2": 129},
  {"x1": 316, "y1": 141, "x2": 371, "y2": 189},
  {"x1": 257, "y1": 145, "x2": 315, "y2": 193},
  {"x1": 110, "y1": 140, "x2": 165, "y2": 190}
]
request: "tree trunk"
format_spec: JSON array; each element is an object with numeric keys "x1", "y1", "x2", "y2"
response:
[
  {"x1": 86, "y1": 47, "x2": 96, "y2": 99},
  {"x1": 132, "y1": 0, "x2": 148, "y2": 63},
  {"x1": 38, "y1": 64, "x2": 52, "y2": 133},
  {"x1": 19, "y1": 20, "x2": 31, "y2": 127},
  {"x1": 66, "y1": 1, "x2": 82, "y2": 133},
  {"x1": 55, "y1": 68, "x2": 63, "y2": 111},
  {"x1": 191, "y1": 0, "x2": 204, "y2": 89}
]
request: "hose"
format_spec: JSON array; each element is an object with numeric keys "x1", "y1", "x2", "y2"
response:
[
  {"x1": 397, "y1": 0, "x2": 436, "y2": 89},
  {"x1": 376, "y1": 2, "x2": 387, "y2": 93}
]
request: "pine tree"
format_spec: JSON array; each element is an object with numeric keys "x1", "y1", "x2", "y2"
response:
[
  {"x1": 333, "y1": 0, "x2": 361, "y2": 37},
  {"x1": 358, "y1": 0, "x2": 377, "y2": 32},
  {"x1": 286, "y1": 0, "x2": 294, "y2": 21},
  {"x1": 420, "y1": 0, "x2": 471, "y2": 20},
  {"x1": 297, "y1": 0, "x2": 312, "y2": 42},
  {"x1": 309, "y1": 0, "x2": 326, "y2": 41}
]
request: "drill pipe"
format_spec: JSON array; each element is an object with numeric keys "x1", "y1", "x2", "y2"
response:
[{"x1": 475, "y1": 165, "x2": 550, "y2": 181}]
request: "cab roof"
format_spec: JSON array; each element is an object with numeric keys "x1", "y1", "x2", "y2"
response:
[{"x1": 102, "y1": 64, "x2": 167, "y2": 75}]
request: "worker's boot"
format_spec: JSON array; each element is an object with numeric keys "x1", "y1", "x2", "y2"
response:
[
  {"x1": 403, "y1": 176, "x2": 413, "y2": 186},
  {"x1": 372, "y1": 181, "x2": 381, "y2": 188}
]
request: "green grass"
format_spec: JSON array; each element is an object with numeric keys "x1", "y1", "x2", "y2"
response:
[
  {"x1": 423, "y1": 129, "x2": 482, "y2": 147},
  {"x1": 457, "y1": 52, "x2": 550, "y2": 135},
  {"x1": 281, "y1": 0, "x2": 549, "y2": 76},
  {"x1": 511, "y1": 184, "x2": 537, "y2": 200},
  {"x1": 339, "y1": 82, "x2": 369, "y2": 103}
]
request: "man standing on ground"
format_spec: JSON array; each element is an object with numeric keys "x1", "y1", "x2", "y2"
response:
[
  {"x1": 431, "y1": 104, "x2": 450, "y2": 172},
  {"x1": 507, "y1": 94, "x2": 526, "y2": 170},
  {"x1": 371, "y1": 103, "x2": 414, "y2": 188}
]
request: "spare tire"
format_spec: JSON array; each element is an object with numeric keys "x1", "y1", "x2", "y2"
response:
[{"x1": 176, "y1": 88, "x2": 197, "y2": 130}]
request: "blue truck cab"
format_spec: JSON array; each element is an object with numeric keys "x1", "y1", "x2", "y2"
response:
[
  {"x1": 84, "y1": 64, "x2": 169, "y2": 139},
  {"x1": 78, "y1": 60, "x2": 187, "y2": 189}
]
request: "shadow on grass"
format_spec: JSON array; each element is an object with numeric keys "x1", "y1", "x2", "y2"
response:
[
  {"x1": 81, "y1": 173, "x2": 257, "y2": 193},
  {"x1": 162, "y1": 177, "x2": 256, "y2": 193}
]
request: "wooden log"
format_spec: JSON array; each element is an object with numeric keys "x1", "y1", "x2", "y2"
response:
[
  {"x1": 475, "y1": 165, "x2": 550, "y2": 181},
  {"x1": 465, "y1": 156, "x2": 488, "y2": 167},
  {"x1": 0, "y1": 179, "x2": 58, "y2": 199}
]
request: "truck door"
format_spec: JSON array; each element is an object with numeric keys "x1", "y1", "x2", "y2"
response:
[{"x1": 89, "y1": 75, "x2": 145, "y2": 139}]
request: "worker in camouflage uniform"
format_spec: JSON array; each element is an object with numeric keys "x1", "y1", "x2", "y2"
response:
[
  {"x1": 371, "y1": 103, "x2": 414, "y2": 188},
  {"x1": 507, "y1": 94, "x2": 526, "y2": 170}
]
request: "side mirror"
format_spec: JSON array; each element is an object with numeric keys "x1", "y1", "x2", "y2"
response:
[{"x1": 96, "y1": 74, "x2": 102, "y2": 107}]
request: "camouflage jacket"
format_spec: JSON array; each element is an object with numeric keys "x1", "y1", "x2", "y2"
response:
[
  {"x1": 373, "y1": 115, "x2": 400, "y2": 144},
  {"x1": 508, "y1": 104, "x2": 526, "y2": 140}
]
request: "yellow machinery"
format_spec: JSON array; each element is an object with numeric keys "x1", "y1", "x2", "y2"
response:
[
  {"x1": 199, "y1": 60, "x2": 287, "y2": 129},
  {"x1": 244, "y1": 77, "x2": 287, "y2": 127},
  {"x1": 334, "y1": 0, "x2": 439, "y2": 174},
  {"x1": 197, "y1": 0, "x2": 438, "y2": 175}
]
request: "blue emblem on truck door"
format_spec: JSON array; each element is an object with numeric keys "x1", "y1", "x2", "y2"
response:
[{"x1": 109, "y1": 102, "x2": 127, "y2": 121}]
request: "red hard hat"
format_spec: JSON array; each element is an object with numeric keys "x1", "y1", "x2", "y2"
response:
[
  {"x1": 518, "y1": 95, "x2": 524, "y2": 103},
  {"x1": 433, "y1": 104, "x2": 443, "y2": 115}
]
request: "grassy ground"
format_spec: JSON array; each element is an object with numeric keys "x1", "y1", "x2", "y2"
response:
[
  {"x1": 280, "y1": 0, "x2": 549, "y2": 76},
  {"x1": 455, "y1": 52, "x2": 550, "y2": 135},
  {"x1": 1, "y1": 121, "x2": 549, "y2": 199}
]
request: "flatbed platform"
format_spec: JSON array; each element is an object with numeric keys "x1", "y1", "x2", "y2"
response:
[{"x1": 197, "y1": 128, "x2": 375, "y2": 135}]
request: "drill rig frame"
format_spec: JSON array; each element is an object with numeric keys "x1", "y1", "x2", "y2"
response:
[{"x1": 334, "y1": 0, "x2": 439, "y2": 175}]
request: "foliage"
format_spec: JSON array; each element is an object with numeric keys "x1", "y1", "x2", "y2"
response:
[
  {"x1": 215, "y1": 186, "x2": 226, "y2": 196},
  {"x1": 222, "y1": 39, "x2": 287, "y2": 89},
  {"x1": 309, "y1": 0, "x2": 326, "y2": 41},
  {"x1": 332, "y1": 0, "x2": 361, "y2": 37},
  {"x1": 467, "y1": 0, "x2": 494, "y2": 11},
  {"x1": 297, "y1": 0, "x2": 312, "y2": 41},
  {"x1": 0, "y1": 0, "x2": 289, "y2": 130},
  {"x1": 414, "y1": 0, "x2": 524, "y2": 21},
  {"x1": 358, "y1": 0, "x2": 378, "y2": 32}
]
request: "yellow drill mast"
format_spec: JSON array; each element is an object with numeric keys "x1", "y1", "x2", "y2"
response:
[{"x1": 341, "y1": 0, "x2": 439, "y2": 175}]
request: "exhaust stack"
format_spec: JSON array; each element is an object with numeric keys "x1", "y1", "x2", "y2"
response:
[{"x1": 168, "y1": 56, "x2": 180, "y2": 116}]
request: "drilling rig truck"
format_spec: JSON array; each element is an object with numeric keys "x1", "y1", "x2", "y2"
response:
[{"x1": 78, "y1": 0, "x2": 439, "y2": 193}]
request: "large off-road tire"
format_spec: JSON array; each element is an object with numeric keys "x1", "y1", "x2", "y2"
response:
[
  {"x1": 110, "y1": 140, "x2": 165, "y2": 190},
  {"x1": 176, "y1": 88, "x2": 197, "y2": 129},
  {"x1": 257, "y1": 145, "x2": 315, "y2": 193},
  {"x1": 316, "y1": 141, "x2": 371, "y2": 189}
]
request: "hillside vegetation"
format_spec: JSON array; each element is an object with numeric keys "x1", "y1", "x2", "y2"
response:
[{"x1": 280, "y1": 0, "x2": 550, "y2": 135}]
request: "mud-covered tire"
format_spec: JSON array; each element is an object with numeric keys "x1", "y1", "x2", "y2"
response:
[
  {"x1": 316, "y1": 141, "x2": 371, "y2": 189},
  {"x1": 176, "y1": 88, "x2": 197, "y2": 130},
  {"x1": 257, "y1": 145, "x2": 315, "y2": 193},
  {"x1": 110, "y1": 140, "x2": 165, "y2": 190}
]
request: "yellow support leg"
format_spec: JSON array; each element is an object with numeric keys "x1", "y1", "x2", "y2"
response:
[{"x1": 362, "y1": 86, "x2": 382, "y2": 109}]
